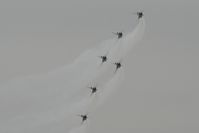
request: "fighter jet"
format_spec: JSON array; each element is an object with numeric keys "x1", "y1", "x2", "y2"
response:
[
  {"x1": 88, "y1": 86, "x2": 97, "y2": 95},
  {"x1": 98, "y1": 52, "x2": 109, "y2": 65},
  {"x1": 134, "y1": 11, "x2": 144, "y2": 19},
  {"x1": 99, "y1": 55, "x2": 107, "y2": 64},
  {"x1": 113, "y1": 32, "x2": 123, "y2": 39},
  {"x1": 78, "y1": 114, "x2": 88, "y2": 124},
  {"x1": 113, "y1": 62, "x2": 122, "y2": 73}
]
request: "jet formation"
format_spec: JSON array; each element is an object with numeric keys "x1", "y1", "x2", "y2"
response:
[{"x1": 77, "y1": 11, "x2": 144, "y2": 125}]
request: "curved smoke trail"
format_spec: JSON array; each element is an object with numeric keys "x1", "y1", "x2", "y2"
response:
[{"x1": 0, "y1": 17, "x2": 145, "y2": 133}]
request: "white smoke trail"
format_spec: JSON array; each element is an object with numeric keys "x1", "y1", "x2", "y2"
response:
[{"x1": 0, "y1": 18, "x2": 145, "y2": 133}]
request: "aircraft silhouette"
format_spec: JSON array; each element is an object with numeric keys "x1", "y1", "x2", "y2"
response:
[
  {"x1": 77, "y1": 114, "x2": 88, "y2": 124},
  {"x1": 135, "y1": 11, "x2": 144, "y2": 19},
  {"x1": 113, "y1": 32, "x2": 123, "y2": 39},
  {"x1": 98, "y1": 54, "x2": 108, "y2": 65},
  {"x1": 113, "y1": 62, "x2": 122, "y2": 73},
  {"x1": 88, "y1": 86, "x2": 97, "y2": 95}
]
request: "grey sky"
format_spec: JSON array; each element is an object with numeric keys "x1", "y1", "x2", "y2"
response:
[{"x1": 0, "y1": 0, "x2": 198, "y2": 133}]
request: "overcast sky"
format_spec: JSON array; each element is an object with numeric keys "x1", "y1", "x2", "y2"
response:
[{"x1": 0, "y1": 0, "x2": 198, "y2": 133}]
